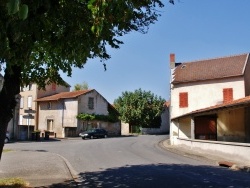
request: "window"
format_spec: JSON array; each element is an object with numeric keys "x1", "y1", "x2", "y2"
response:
[
  {"x1": 88, "y1": 97, "x2": 94, "y2": 109},
  {"x1": 223, "y1": 88, "x2": 233, "y2": 103},
  {"x1": 27, "y1": 96, "x2": 32, "y2": 108},
  {"x1": 51, "y1": 83, "x2": 56, "y2": 91},
  {"x1": 28, "y1": 84, "x2": 32, "y2": 91},
  {"x1": 20, "y1": 97, "x2": 24, "y2": 109},
  {"x1": 47, "y1": 119, "x2": 54, "y2": 131},
  {"x1": 19, "y1": 115, "x2": 23, "y2": 125},
  {"x1": 179, "y1": 92, "x2": 188, "y2": 108},
  {"x1": 47, "y1": 102, "x2": 52, "y2": 109}
]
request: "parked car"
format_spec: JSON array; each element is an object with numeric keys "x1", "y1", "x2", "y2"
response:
[
  {"x1": 5, "y1": 131, "x2": 10, "y2": 143},
  {"x1": 79, "y1": 128, "x2": 108, "y2": 139}
]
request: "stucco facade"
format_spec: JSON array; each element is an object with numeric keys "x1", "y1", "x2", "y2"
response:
[
  {"x1": 169, "y1": 53, "x2": 250, "y2": 144},
  {"x1": 18, "y1": 82, "x2": 70, "y2": 140},
  {"x1": 171, "y1": 77, "x2": 245, "y2": 119},
  {"x1": 36, "y1": 89, "x2": 120, "y2": 138}
]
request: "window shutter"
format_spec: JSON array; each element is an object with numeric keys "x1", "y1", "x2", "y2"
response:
[
  {"x1": 223, "y1": 88, "x2": 233, "y2": 103},
  {"x1": 20, "y1": 97, "x2": 24, "y2": 109},
  {"x1": 52, "y1": 83, "x2": 56, "y2": 91},
  {"x1": 27, "y1": 96, "x2": 32, "y2": 108},
  {"x1": 19, "y1": 115, "x2": 23, "y2": 125},
  {"x1": 179, "y1": 92, "x2": 188, "y2": 108}
]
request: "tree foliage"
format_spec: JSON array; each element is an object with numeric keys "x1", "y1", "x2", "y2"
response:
[
  {"x1": 114, "y1": 89, "x2": 165, "y2": 128},
  {"x1": 73, "y1": 81, "x2": 89, "y2": 91},
  {"x1": 76, "y1": 113, "x2": 119, "y2": 123},
  {"x1": 0, "y1": 0, "x2": 165, "y2": 159}
]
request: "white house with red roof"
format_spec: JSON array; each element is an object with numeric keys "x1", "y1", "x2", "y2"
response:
[
  {"x1": 35, "y1": 89, "x2": 120, "y2": 138},
  {"x1": 169, "y1": 53, "x2": 250, "y2": 160}
]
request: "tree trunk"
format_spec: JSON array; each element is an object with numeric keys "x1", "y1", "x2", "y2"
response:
[{"x1": 0, "y1": 65, "x2": 21, "y2": 160}]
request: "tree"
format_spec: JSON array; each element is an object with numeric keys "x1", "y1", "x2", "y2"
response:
[
  {"x1": 0, "y1": 0, "x2": 165, "y2": 159},
  {"x1": 73, "y1": 82, "x2": 89, "y2": 91},
  {"x1": 114, "y1": 89, "x2": 165, "y2": 129}
]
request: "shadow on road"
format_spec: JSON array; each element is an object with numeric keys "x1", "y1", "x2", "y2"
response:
[{"x1": 46, "y1": 163, "x2": 250, "y2": 188}]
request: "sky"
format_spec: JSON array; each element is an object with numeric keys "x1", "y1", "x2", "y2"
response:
[{"x1": 61, "y1": 0, "x2": 250, "y2": 103}]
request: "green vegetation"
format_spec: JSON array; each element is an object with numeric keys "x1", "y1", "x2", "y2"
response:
[
  {"x1": 114, "y1": 88, "x2": 165, "y2": 128},
  {"x1": 0, "y1": 178, "x2": 29, "y2": 188},
  {"x1": 3, "y1": 149, "x2": 12, "y2": 153},
  {"x1": 73, "y1": 82, "x2": 89, "y2": 91},
  {"x1": 0, "y1": 0, "x2": 165, "y2": 159},
  {"x1": 77, "y1": 113, "x2": 119, "y2": 123}
]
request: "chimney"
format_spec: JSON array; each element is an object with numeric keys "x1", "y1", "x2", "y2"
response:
[{"x1": 170, "y1": 53, "x2": 175, "y2": 69}]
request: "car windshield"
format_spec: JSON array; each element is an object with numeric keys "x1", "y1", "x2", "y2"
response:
[{"x1": 87, "y1": 129, "x2": 96, "y2": 133}]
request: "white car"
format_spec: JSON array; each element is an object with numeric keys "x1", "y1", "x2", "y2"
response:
[{"x1": 5, "y1": 131, "x2": 10, "y2": 143}]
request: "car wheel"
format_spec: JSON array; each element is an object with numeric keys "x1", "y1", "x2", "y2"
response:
[
  {"x1": 4, "y1": 137, "x2": 9, "y2": 143},
  {"x1": 82, "y1": 137, "x2": 85, "y2": 140},
  {"x1": 90, "y1": 135, "x2": 94, "y2": 139}
]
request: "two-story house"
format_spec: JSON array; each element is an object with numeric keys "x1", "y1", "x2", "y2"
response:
[
  {"x1": 169, "y1": 53, "x2": 250, "y2": 160},
  {"x1": 18, "y1": 82, "x2": 70, "y2": 140},
  {"x1": 35, "y1": 89, "x2": 121, "y2": 138}
]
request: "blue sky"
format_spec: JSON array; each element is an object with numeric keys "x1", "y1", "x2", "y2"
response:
[{"x1": 61, "y1": 0, "x2": 250, "y2": 103}]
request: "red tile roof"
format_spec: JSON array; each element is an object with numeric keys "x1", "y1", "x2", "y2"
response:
[
  {"x1": 35, "y1": 89, "x2": 93, "y2": 101},
  {"x1": 172, "y1": 53, "x2": 249, "y2": 84},
  {"x1": 172, "y1": 95, "x2": 250, "y2": 120},
  {"x1": 164, "y1": 101, "x2": 170, "y2": 107}
]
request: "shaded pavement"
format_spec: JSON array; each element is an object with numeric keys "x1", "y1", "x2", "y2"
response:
[{"x1": 0, "y1": 138, "x2": 250, "y2": 187}]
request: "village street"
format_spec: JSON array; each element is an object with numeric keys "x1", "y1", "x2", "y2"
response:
[{"x1": 1, "y1": 135, "x2": 250, "y2": 187}]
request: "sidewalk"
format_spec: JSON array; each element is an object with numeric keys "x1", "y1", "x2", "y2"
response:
[
  {"x1": 160, "y1": 139, "x2": 250, "y2": 172},
  {"x1": 0, "y1": 149, "x2": 76, "y2": 187}
]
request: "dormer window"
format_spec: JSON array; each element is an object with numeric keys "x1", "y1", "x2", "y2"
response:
[{"x1": 48, "y1": 102, "x2": 52, "y2": 109}]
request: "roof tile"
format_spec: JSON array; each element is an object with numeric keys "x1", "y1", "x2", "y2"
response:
[
  {"x1": 172, "y1": 53, "x2": 249, "y2": 84},
  {"x1": 35, "y1": 89, "x2": 93, "y2": 101}
]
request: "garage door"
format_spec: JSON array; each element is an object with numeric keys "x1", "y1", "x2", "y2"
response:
[{"x1": 194, "y1": 115, "x2": 217, "y2": 141}]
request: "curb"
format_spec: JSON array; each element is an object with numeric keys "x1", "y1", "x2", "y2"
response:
[
  {"x1": 159, "y1": 139, "x2": 250, "y2": 173},
  {"x1": 55, "y1": 154, "x2": 80, "y2": 184}
]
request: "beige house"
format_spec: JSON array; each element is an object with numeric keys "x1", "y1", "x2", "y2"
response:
[
  {"x1": 35, "y1": 89, "x2": 121, "y2": 138},
  {"x1": 169, "y1": 53, "x2": 250, "y2": 161},
  {"x1": 18, "y1": 82, "x2": 70, "y2": 140}
]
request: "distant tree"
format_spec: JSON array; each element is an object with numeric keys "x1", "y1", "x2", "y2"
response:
[
  {"x1": 74, "y1": 82, "x2": 89, "y2": 91},
  {"x1": 0, "y1": 0, "x2": 166, "y2": 159},
  {"x1": 114, "y1": 89, "x2": 165, "y2": 128}
]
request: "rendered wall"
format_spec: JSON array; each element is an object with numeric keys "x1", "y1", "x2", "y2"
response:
[
  {"x1": 217, "y1": 108, "x2": 245, "y2": 142},
  {"x1": 171, "y1": 77, "x2": 245, "y2": 119},
  {"x1": 178, "y1": 117, "x2": 191, "y2": 139}
]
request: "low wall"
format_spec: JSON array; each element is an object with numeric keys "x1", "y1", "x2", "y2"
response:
[
  {"x1": 141, "y1": 127, "x2": 168, "y2": 135},
  {"x1": 174, "y1": 137, "x2": 250, "y2": 162}
]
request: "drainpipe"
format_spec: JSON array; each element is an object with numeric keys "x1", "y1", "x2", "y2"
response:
[{"x1": 62, "y1": 100, "x2": 65, "y2": 137}]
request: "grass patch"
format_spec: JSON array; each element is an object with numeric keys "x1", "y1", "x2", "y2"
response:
[
  {"x1": 0, "y1": 178, "x2": 29, "y2": 188},
  {"x1": 3, "y1": 149, "x2": 12, "y2": 153}
]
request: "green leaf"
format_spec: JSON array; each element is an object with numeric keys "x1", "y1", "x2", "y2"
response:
[
  {"x1": 7, "y1": 0, "x2": 20, "y2": 14},
  {"x1": 18, "y1": 4, "x2": 28, "y2": 20}
]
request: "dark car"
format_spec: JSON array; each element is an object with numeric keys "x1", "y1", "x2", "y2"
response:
[{"x1": 79, "y1": 128, "x2": 108, "y2": 139}]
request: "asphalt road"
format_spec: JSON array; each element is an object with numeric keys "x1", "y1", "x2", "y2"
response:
[{"x1": 2, "y1": 135, "x2": 250, "y2": 187}]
